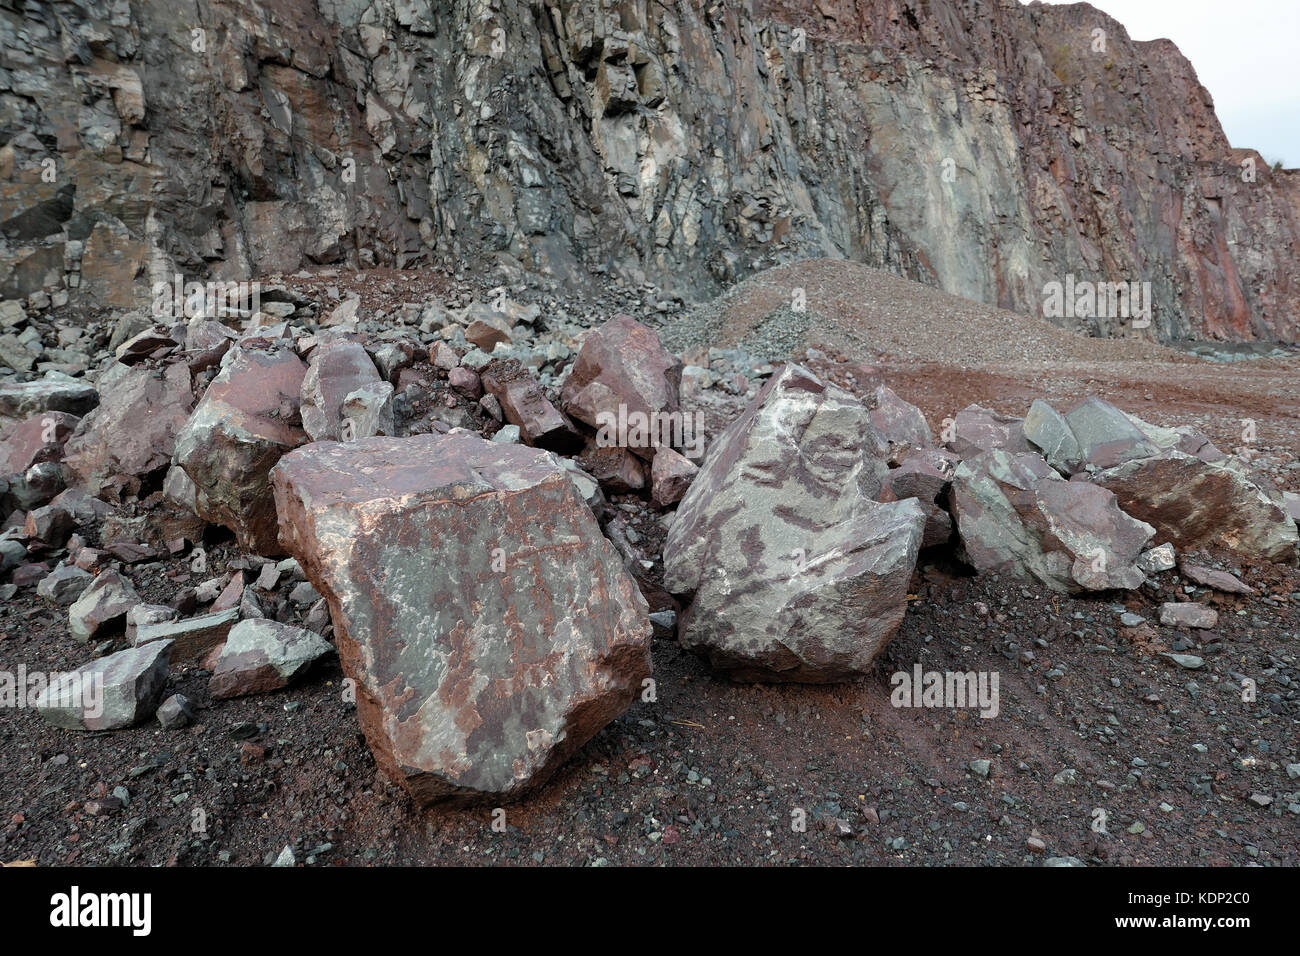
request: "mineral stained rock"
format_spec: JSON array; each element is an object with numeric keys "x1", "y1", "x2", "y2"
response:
[
  {"x1": 271, "y1": 432, "x2": 651, "y2": 805},
  {"x1": 664, "y1": 364, "x2": 922, "y2": 682}
]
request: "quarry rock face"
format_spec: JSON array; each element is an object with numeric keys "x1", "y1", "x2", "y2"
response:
[
  {"x1": 664, "y1": 364, "x2": 922, "y2": 681},
  {"x1": 174, "y1": 345, "x2": 309, "y2": 555},
  {"x1": 3, "y1": 0, "x2": 1295, "y2": 342},
  {"x1": 951, "y1": 449, "x2": 1155, "y2": 593},
  {"x1": 271, "y1": 432, "x2": 651, "y2": 805}
]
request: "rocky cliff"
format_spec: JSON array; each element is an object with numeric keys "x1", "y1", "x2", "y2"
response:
[{"x1": 2, "y1": 0, "x2": 1297, "y2": 341}]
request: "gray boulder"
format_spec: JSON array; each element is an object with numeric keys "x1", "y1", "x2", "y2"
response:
[
  {"x1": 35, "y1": 641, "x2": 172, "y2": 731},
  {"x1": 664, "y1": 364, "x2": 922, "y2": 682}
]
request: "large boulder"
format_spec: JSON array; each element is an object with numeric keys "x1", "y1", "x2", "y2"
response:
[
  {"x1": 271, "y1": 431, "x2": 651, "y2": 805},
  {"x1": 663, "y1": 364, "x2": 922, "y2": 682},
  {"x1": 63, "y1": 362, "x2": 194, "y2": 499},
  {"x1": 559, "y1": 314, "x2": 682, "y2": 459},
  {"x1": 1091, "y1": 452, "x2": 1297, "y2": 562},
  {"x1": 174, "y1": 345, "x2": 308, "y2": 554},
  {"x1": 951, "y1": 449, "x2": 1155, "y2": 592}
]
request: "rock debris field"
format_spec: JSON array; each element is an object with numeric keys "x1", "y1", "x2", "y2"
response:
[{"x1": 1, "y1": 261, "x2": 1298, "y2": 867}]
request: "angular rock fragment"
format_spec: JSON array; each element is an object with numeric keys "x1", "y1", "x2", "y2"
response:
[
  {"x1": 209, "y1": 619, "x2": 333, "y2": 699},
  {"x1": 664, "y1": 364, "x2": 919, "y2": 681},
  {"x1": 63, "y1": 362, "x2": 194, "y2": 499},
  {"x1": 945, "y1": 404, "x2": 1032, "y2": 460},
  {"x1": 174, "y1": 345, "x2": 308, "y2": 554},
  {"x1": 1136, "y1": 543, "x2": 1176, "y2": 574},
  {"x1": 340, "y1": 380, "x2": 394, "y2": 439},
  {"x1": 69, "y1": 570, "x2": 141, "y2": 642},
  {"x1": 271, "y1": 431, "x2": 651, "y2": 804},
  {"x1": 560, "y1": 314, "x2": 682, "y2": 459},
  {"x1": 134, "y1": 607, "x2": 240, "y2": 663},
  {"x1": 1091, "y1": 453, "x2": 1297, "y2": 562},
  {"x1": 35, "y1": 641, "x2": 172, "y2": 731},
  {"x1": 0, "y1": 411, "x2": 79, "y2": 476},
  {"x1": 868, "y1": 385, "x2": 932, "y2": 462},
  {"x1": 650, "y1": 447, "x2": 697, "y2": 507},
  {"x1": 1024, "y1": 396, "x2": 1159, "y2": 474},
  {"x1": 950, "y1": 450, "x2": 1154, "y2": 592},
  {"x1": 1179, "y1": 563, "x2": 1256, "y2": 595},
  {"x1": 481, "y1": 361, "x2": 580, "y2": 452},
  {"x1": 1158, "y1": 603, "x2": 1218, "y2": 629},
  {"x1": 36, "y1": 564, "x2": 92, "y2": 606},
  {"x1": 0, "y1": 374, "x2": 97, "y2": 424},
  {"x1": 300, "y1": 340, "x2": 381, "y2": 441},
  {"x1": 156, "y1": 693, "x2": 193, "y2": 729}
]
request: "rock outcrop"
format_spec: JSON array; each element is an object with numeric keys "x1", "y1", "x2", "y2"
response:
[{"x1": 2, "y1": 0, "x2": 1296, "y2": 342}]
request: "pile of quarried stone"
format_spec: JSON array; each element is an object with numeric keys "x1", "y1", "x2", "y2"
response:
[{"x1": 2, "y1": 302, "x2": 1296, "y2": 807}]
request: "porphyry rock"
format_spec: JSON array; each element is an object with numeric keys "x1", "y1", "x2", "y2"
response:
[
  {"x1": 63, "y1": 362, "x2": 194, "y2": 500},
  {"x1": 868, "y1": 385, "x2": 932, "y2": 462},
  {"x1": 945, "y1": 404, "x2": 1032, "y2": 460},
  {"x1": 174, "y1": 346, "x2": 308, "y2": 555},
  {"x1": 209, "y1": 619, "x2": 333, "y2": 699},
  {"x1": 481, "y1": 361, "x2": 580, "y2": 452},
  {"x1": 134, "y1": 607, "x2": 240, "y2": 663},
  {"x1": 950, "y1": 449, "x2": 1154, "y2": 592},
  {"x1": 560, "y1": 314, "x2": 682, "y2": 459},
  {"x1": 1158, "y1": 603, "x2": 1218, "y2": 629},
  {"x1": 271, "y1": 431, "x2": 651, "y2": 805},
  {"x1": 663, "y1": 364, "x2": 919, "y2": 681}
]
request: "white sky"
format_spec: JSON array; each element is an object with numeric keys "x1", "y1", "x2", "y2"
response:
[{"x1": 1037, "y1": 0, "x2": 1298, "y2": 166}]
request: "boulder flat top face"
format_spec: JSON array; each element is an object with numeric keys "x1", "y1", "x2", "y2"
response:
[
  {"x1": 189, "y1": 346, "x2": 307, "y2": 450},
  {"x1": 272, "y1": 432, "x2": 651, "y2": 805}
]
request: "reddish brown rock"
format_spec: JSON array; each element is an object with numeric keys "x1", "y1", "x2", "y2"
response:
[
  {"x1": 0, "y1": 411, "x2": 79, "y2": 476},
  {"x1": 560, "y1": 314, "x2": 682, "y2": 460},
  {"x1": 174, "y1": 346, "x2": 308, "y2": 555},
  {"x1": 945, "y1": 404, "x2": 1032, "y2": 461},
  {"x1": 63, "y1": 362, "x2": 194, "y2": 500},
  {"x1": 481, "y1": 361, "x2": 580, "y2": 452},
  {"x1": 580, "y1": 445, "x2": 646, "y2": 493},
  {"x1": 464, "y1": 318, "x2": 511, "y2": 353},
  {"x1": 271, "y1": 432, "x2": 651, "y2": 805},
  {"x1": 868, "y1": 385, "x2": 932, "y2": 462},
  {"x1": 650, "y1": 447, "x2": 698, "y2": 507},
  {"x1": 1179, "y1": 563, "x2": 1256, "y2": 596}
]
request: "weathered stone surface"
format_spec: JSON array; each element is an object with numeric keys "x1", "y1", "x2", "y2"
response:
[
  {"x1": 946, "y1": 405, "x2": 1032, "y2": 460},
  {"x1": 447, "y1": 366, "x2": 482, "y2": 400},
  {"x1": 868, "y1": 385, "x2": 932, "y2": 461},
  {"x1": 1091, "y1": 453, "x2": 1298, "y2": 562},
  {"x1": 271, "y1": 431, "x2": 651, "y2": 805},
  {"x1": 481, "y1": 362, "x2": 580, "y2": 452},
  {"x1": 174, "y1": 346, "x2": 308, "y2": 555},
  {"x1": 156, "y1": 693, "x2": 193, "y2": 729},
  {"x1": 1180, "y1": 563, "x2": 1256, "y2": 595},
  {"x1": 951, "y1": 450, "x2": 1154, "y2": 592},
  {"x1": 68, "y1": 570, "x2": 140, "y2": 643},
  {"x1": 300, "y1": 341, "x2": 381, "y2": 442},
  {"x1": 1158, "y1": 602, "x2": 1218, "y2": 629},
  {"x1": 650, "y1": 447, "x2": 697, "y2": 507},
  {"x1": 1024, "y1": 397, "x2": 1160, "y2": 474},
  {"x1": 560, "y1": 314, "x2": 682, "y2": 460},
  {"x1": 36, "y1": 564, "x2": 92, "y2": 606},
  {"x1": 35, "y1": 641, "x2": 171, "y2": 731},
  {"x1": 63, "y1": 362, "x2": 194, "y2": 500},
  {"x1": 135, "y1": 607, "x2": 240, "y2": 663},
  {"x1": 340, "y1": 380, "x2": 395, "y2": 439},
  {"x1": 664, "y1": 364, "x2": 919, "y2": 681},
  {"x1": 209, "y1": 619, "x2": 333, "y2": 699},
  {"x1": 580, "y1": 446, "x2": 645, "y2": 493},
  {"x1": 464, "y1": 318, "x2": 510, "y2": 353}
]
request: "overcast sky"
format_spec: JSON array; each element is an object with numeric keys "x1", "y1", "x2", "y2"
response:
[{"x1": 1038, "y1": 0, "x2": 1298, "y2": 166}]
